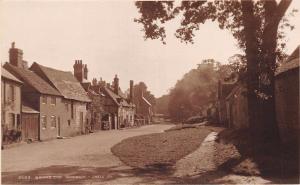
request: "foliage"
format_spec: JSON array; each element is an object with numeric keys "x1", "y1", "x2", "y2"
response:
[
  {"x1": 135, "y1": 0, "x2": 295, "y2": 134},
  {"x1": 168, "y1": 59, "x2": 221, "y2": 121},
  {"x1": 135, "y1": 1, "x2": 295, "y2": 63},
  {"x1": 132, "y1": 82, "x2": 156, "y2": 107},
  {"x1": 155, "y1": 94, "x2": 170, "y2": 115}
]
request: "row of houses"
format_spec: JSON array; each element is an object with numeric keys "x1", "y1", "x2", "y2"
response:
[
  {"x1": 217, "y1": 45, "x2": 299, "y2": 144},
  {"x1": 1, "y1": 42, "x2": 154, "y2": 146}
]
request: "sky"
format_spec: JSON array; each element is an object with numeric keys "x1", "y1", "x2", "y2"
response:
[{"x1": 1, "y1": 0, "x2": 299, "y2": 98}]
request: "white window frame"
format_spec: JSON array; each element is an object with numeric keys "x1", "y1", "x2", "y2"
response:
[
  {"x1": 41, "y1": 116, "x2": 47, "y2": 129},
  {"x1": 42, "y1": 96, "x2": 47, "y2": 104},
  {"x1": 50, "y1": 116, "x2": 56, "y2": 128},
  {"x1": 50, "y1": 97, "x2": 56, "y2": 106}
]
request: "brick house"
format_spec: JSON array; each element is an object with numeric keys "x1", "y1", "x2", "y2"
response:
[
  {"x1": 71, "y1": 60, "x2": 106, "y2": 131},
  {"x1": 3, "y1": 43, "x2": 63, "y2": 141},
  {"x1": 134, "y1": 91, "x2": 153, "y2": 124},
  {"x1": 30, "y1": 62, "x2": 91, "y2": 136},
  {"x1": 1, "y1": 67, "x2": 23, "y2": 145},
  {"x1": 100, "y1": 75, "x2": 135, "y2": 129},
  {"x1": 275, "y1": 46, "x2": 299, "y2": 144}
]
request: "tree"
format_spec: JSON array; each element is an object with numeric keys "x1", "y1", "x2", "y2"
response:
[
  {"x1": 135, "y1": 0, "x2": 295, "y2": 139},
  {"x1": 132, "y1": 81, "x2": 156, "y2": 108},
  {"x1": 168, "y1": 59, "x2": 221, "y2": 121}
]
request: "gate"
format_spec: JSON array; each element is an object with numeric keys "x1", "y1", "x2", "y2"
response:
[{"x1": 22, "y1": 113, "x2": 39, "y2": 141}]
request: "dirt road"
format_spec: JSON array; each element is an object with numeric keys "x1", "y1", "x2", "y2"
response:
[{"x1": 2, "y1": 124, "x2": 174, "y2": 184}]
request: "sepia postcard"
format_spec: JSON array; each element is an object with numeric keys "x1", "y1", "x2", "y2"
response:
[{"x1": 1, "y1": 0, "x2": 299, "y2": 184}]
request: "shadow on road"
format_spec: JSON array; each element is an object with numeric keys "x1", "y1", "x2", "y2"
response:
[{"x1": 2, "y1": 164, "x2": 237, "y2": 184}]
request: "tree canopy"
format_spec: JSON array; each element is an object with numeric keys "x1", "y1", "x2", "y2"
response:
[{"x1": 135, "y1": 0, "x2": 296, "y2": 137}]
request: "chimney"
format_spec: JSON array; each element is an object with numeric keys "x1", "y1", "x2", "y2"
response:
[
  {"x1": 113, "y1": 74, "x2": 119, "y2": 95},
  {"x1": 92, "y1": 78, "x2": 97, "y2": 86},
  {"x1": 9, "y1": 42, "x2": 24, "y2": 68},
  {"x1": 73, "y1": 59, "x2": 84, "y2": 82},
  {"x1": 84, "y1": 64, "x2": 88, "y2": 80},
  {"x1": 22, "y1": 60, "x2": 29, "y2": 69},
  {"x1": 129, "y1": 80, "x2": 134, "y2": 102}
]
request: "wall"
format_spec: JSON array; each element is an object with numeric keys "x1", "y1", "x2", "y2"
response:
[
  {"x1": 88, "y1": 93, "x2": 103, "y2": 131},
  {"x1": 225, "y1": 84, "x2": 249, "y2": 129},
  {"x1": 73, "y1": 101, "x2": 88, "y2": 134},
  {"x1": 275, "y1": 68, "x2": 299, "y2": 144},
  {"x1": 1, "y1": 79, "x2": 22, "y2": 130},
  {"x1": 39, "y1": 95, "x2": 63, "y2": 140},
  {"x1": 119, "y1": 106, "x2": 135, "y2": 127},
  {"x1": 1, "y1": 79, "x2": 22, "y2": 144},
  {"x1": 102, "y1": 95, "x2": 118, "y2": 129}
]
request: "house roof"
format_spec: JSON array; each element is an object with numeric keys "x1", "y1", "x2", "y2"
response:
[
  {"x1": 31, "y1": 62, "x2": 91, "y2": 102},
  {"x1": 225, "y1": 82, "x2": 245, "y2": 101},
  {"x1": 142, "y1": 96, "x2": 152, "y2": 106},
  {"x1": 276, "y1": 46, "x2": 299, "y2": 76},
  {"x1": 219, "y1": 82, "x2": 236, "y2": 99},
  {"x1": 102, "y1": 86, "x2": 134, "y2": 107},
  {"x1": 3, "y1": 63, "x2": 61, "y2": 96},
  {"x1": 1, "y1": 67, "x2": 23, "y2": 84},
  {"x1": 22, "y1": 104, "x2": 39, "y2": 114}
]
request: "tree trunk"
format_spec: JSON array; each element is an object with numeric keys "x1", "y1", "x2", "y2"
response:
[
  {"x1": 259, "y1": 0, "x2": 292, "y2": 142},
  {"x1": 241, "y1": 1, "x2": 261, "y2": 132}
]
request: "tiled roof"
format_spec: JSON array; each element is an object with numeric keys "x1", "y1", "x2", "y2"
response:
[
  {"x1": 31, "y1": 62, "x2": 91, "y2": 102},
  {"x1": 1, "y1": 67, "x2": 23, "y2": 84},
  {"x1": 276, "y1": 46, "x2": 299, "y2": 75},
  {"x1": 102, "y1": 87, "x2": 134, "y2": 107},
  {"x1": 22, "y1": 104, "x2": 39, "y2": 114},
  {"x1": 3, "y1": 63, "x2": 61, "y2": 96},
  {"x1": 142, "y1": 96, "x2": 152, "y2": 106}
]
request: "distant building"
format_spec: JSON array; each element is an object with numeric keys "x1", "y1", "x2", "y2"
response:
[
  {"x1": 4, "y1": 43, "x2": 63, "y2": 141},
  {"x1": 30, "y1": 61, "x2": 91, "y2": 136},
  {"x1": 217, "y1": 79, "x2": 236, "y2": 126},
  {"x1": 275, "y1": 45, "x2": 299, "y2": 144},
  {"x1": 134, "y1": 91, "x2": 153, "y2": 124},
  {"x1": 73, "y1": 61, "x2": 107, "y2": 132},
  {"x1": 1, "y1": 67, "x2": 23, "y2": 145},
  {"x1": 100, "y1": 75, "x2": 135, "y2": 129}
]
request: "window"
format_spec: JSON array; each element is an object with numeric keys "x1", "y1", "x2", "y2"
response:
[
  {"x1": 50, "y1": 97, "x2": 56, "y2": 105},
  {"x1": 8, "y1": 113, "x2": 15, "y2": 129},
  {"x1": 68, "y1": 120, "x2": 71, "y2": 126},
  {"x1": 41, "y1": 116, "x2": 47, "y2": 129},
  {"x1": 7, "y1": 85, "x2": 15, "y2": 102},
  {"x1": 42, "y1": 96, "x2": 47, "y2": 104},
  {"x1": 65, "y1": 102, "x2": 69, "y2": 112},
  {"x1": 50, "y1": 116, "x2": 56, "y2": 128}
]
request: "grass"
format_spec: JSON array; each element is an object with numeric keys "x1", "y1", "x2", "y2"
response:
[{"x1": 111, "y1": 127, "x2": 211, "y2": 169}]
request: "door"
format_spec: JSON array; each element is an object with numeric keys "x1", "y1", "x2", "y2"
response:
[
  {"x1": 22, "y1": 113, "x2": 39, "y2": 141},
  {"x1": 57, "y1": 117, "x2": 61, "y2": 137}
]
